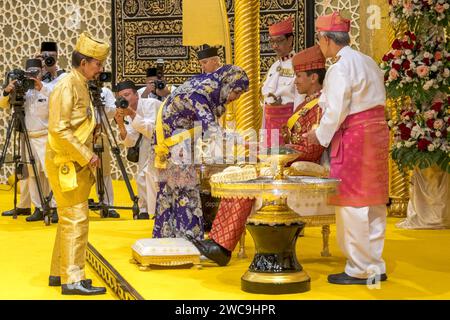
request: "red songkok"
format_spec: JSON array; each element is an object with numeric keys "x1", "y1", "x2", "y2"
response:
[
  {"x1": 292, "y1": 45, "x2": 326, "y2": 72},
  {"x1": 315, "y1": 11, "x2": 350, "y2": 33},
  {"x1": 268, "y1": 17, "x2": 293, "y2": 36}
]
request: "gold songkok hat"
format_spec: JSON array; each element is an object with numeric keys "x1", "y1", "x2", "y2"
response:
[{"x1": 75, "y1": 32, "x2": 110, "y2": 61}]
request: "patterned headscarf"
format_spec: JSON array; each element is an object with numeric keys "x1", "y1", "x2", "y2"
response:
[{"x1": 168, "y1": 64, "x2": 250, "y2": 117}]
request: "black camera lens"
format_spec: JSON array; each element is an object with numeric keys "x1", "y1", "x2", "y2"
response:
[
  {"x1": 115, "y1": 96, "x2": 129, "y2": 109},
  {"x1": 154, "y1": 80, "x2": 166, "y2": 90},
  {"x1": 99, "y1": 72, "x2": 112, "y2": 82},
  {"x1": 44, "y1": 56, "x2": 56, "y2": 67}
]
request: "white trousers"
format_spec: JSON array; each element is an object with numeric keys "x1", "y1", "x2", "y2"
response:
[
  {"x1": 144, "y1": 170, "x2": 157, "y2": 215},
  {"x1": 136, "y1": 171, "x2": 148, "y2": 212},
  {"x1": 335, "y1": 205, "x2": 387, "y2": 278},
  {"x1": 17, "y1": 178, "x2": 30, "y2": 208},
  {"x1": 28, "y1": 170, "x2": 56, "y2": 208}
]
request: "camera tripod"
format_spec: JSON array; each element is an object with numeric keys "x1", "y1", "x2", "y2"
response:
[
  {"x1": 0, "y1": 99, "x2": 53, "y2": 225},
  {"x1": 88, "y1": 82, "x2": 140, "y2": 219}
]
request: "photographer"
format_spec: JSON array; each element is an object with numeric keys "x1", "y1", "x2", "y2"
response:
[
  {"x1": 37, "y1": 41, "x2": 66, "y2": 87},
  {"x1": 0, "y1": 58, "x2": 58, "y2": 223},
  {"x1": 137, "y1": 67, "x2": 174, "y2": 101},
  {"x1": 114, "y1": 80, "x2": 161, "y2": 219}
]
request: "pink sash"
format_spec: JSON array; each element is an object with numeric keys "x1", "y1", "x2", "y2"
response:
[
  {"x1": 329, "y1": 106, "x2": 389, "y2": 207},
  {"x1": 264, "y1": 103, "x2": 293, "y2": 148}
]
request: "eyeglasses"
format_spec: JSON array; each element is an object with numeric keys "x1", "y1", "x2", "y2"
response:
[{"x1": 269, "y1": 38, "x2": 288, "y2": 46}]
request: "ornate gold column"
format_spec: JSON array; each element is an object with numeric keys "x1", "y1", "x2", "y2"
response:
[
  {"x1": 386, "y1": 20, "x2": 410, "y2": 217},
  {"x1": 234, "y1": 0, "x2": 261, "y2": 141}
]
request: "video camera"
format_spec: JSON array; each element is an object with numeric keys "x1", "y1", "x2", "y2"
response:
[
  {"x1": 88, "y1": 71, "x2": 112, "y2": 91},
  {"x1": 4, "y1": 69, "x2": 36, "y2": 93},
  {"x1": 3, "y1": 69, "x2": 37, "y2": 107}
]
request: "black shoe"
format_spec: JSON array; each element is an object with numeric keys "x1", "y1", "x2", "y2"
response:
[
  {"x1": 51, "y1": 210, "x2": 59, "y2": 223},
  {"x1": 107, "y1": 210, "x2": 120, "y2": 218},
  {"x1": 88, "y1": 198, "x2": 98, "y2": 210},
  {"x1": 2, "y1": 208, "x2": 31, "y2": 216},
  {"x1": 49, "y1": 276, "x2": 92, "y2": 287},
  {"x1": 328, "y1": 272, "x2": 388, "y2": 285},
  {"x1": 137, "y1": 212, "x2": 149, "y2": 220},
  {"x1": 61, "y1": 281, "x2": 106, "y2": 295},
  {"x1": 26, "y1": 208, "x2": 44, "y2": 222},
  {"x1": 186, "y1": 235, "x2": 231, "y2": 266}
]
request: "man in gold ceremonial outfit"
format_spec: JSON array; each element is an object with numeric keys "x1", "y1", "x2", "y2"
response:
[{"x1": 45, "y1": 32, "x2": 110, "y2": 295}]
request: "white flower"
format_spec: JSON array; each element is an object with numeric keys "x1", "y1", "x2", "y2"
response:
[
  {"x1": 405, "y1": 49, "x2": 412, "y2": 55},
  {"x1": 423, "y1": 79, "x2": 434, "y2": 90},
  {"x1": 427, "y1": 144, "x2": 435, "y2": 151},
  {"x1": 388, "y1": 120, "x2": 394, "y2": 127},
  {"x1": 407, "y1": 54, "x2": 414, "y2": 60},
  {"x1": 430, "y1": 65, "x2": 438, "y2": 72},
  {"x1": 443, "y1": 68, "x2": 450, "y2": 78},
  {"x1": 396, "y1": 142, "x2": 402, "y2": 148},
  {"x1": 434, "y1": 119, "x2": 445, "y2": 130},
  {"x1": 405, "y1": 141, "x2": 416, "y2": 147},
  {"x1": 423, "y1": 52, "x2": 432, "y2": 58},
  {"x1": 394, "y1": 58, "x2": 402, "y2": 65},
  {"x1": 435, "y1": 131, "x2": 442, "y2": 137},
  {"x1": 444, "y1": 3, "x2": 449, "y2": 9},
  {"x1": 424, "y1": 110, "x2": 436, "y2": 119}
]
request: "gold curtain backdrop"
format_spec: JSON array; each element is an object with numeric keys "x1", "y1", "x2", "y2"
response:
[{"x1": 112, "y1": 0, "x2": 307, "y2": 86}]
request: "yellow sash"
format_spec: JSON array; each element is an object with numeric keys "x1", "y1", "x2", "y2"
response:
[
  {"x1": 48, "y1": 102, "x2": 96, "y2": 192},
  {"x1": 287, "y1": 98, "x2": 319, "y2": 131},
  {"x1": 154, "y1": 99, "x2": 196, "y2": 169}
]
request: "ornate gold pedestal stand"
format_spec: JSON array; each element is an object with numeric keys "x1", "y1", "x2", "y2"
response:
[{"x1": 210, "y1": 153, "x2": 340, "y2": 294}]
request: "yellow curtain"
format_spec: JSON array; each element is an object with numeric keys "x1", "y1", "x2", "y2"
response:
[{"x1": 182, "y1": 0, "x2": 231, "y2": 63}]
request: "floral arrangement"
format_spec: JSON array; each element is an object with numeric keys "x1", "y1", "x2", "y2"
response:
[
  {"x1": 381, "y1": 31, "x2": 450, "y2": 104},
  {"x1": 389, "y1": 0, "x2": 449, "y2": 29},
  {"x1": 382, "y1": 4, "x2": 450, "y2": 173},
  {"x1": 389, "y1": 95, "x2": 449, "y2": 172}
]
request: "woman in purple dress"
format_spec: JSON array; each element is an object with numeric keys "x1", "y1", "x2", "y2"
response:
[{"x1": 152, "y1": 65, "x2": 249, "y2": 240}]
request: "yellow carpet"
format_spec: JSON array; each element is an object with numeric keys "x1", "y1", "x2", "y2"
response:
[{"x1": 1, "y1": 181, "x2": 450, "y2": 299}]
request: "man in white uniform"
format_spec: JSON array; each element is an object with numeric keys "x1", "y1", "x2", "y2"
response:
[
  {"x1": 1, "y1": 58, "x2": 56, "y2": 222},
  {"x1": 261, "y1": 17, "x2": 301, "y2": 147},
  {"x1": 114, "y1": 80, "x2": 160, "y2": 219},
  {"x1": 137, "y1": 68, "x2": 172, "y2": 101},
  {"x1": 2, "y1": 42, "x2": 65, "y2": 221},
  {"x1": 304, "y1": 12, "x2": 389, "y2": 285},
  {"x1": 38, "y1": 41, "x2": 67, "y2": 90}
]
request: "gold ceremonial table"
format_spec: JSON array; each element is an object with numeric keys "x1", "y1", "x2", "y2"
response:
[{"x1": 209, "y1": 155, "x2": 340, "y2": 294}]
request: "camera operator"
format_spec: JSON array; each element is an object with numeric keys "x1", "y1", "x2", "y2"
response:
[
  {"x1": 114, "y1": 80, "x2": 161, "y2": 219},
  {"x1": 37, "y1": 41, "x2": 66, "y2": 88},
  {"x1": 0, "y1": 58, "x2": 58, "y2": 223},
  {"x1": 137, "y1": 67, "x2": 176, "y2": 101},
  {"x1": 197, "y1": 44, "x2": 222, "y2": 73}
]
